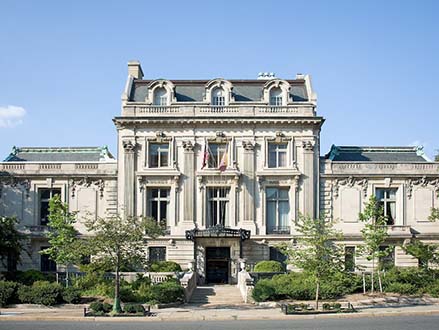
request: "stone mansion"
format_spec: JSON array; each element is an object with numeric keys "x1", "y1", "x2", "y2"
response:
[{"x1": 1, "y1": 61, "x2": 438, "y2": 284}]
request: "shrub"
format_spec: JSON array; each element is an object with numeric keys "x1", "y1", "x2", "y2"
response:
[
  {"x1": 254, "y1": 261, "x2": 284, "y2": 273},
  {"x1": 150, "y1": 281, "x2": 184, "y2": 303},
  {"x1": 0, "y1": 281, "x2": 18, "y2": 307},
  {"x1": 427, "y1": 282, "x2": 439, "y2": 297},
  {"x1": 62, "y1": 287, "x2": 82, "y2": 304},
  {"x1": 385, "y1": 282, "x2": 418, "y2": 295},
  {"x1": 18, "y1": 281, "x2": 62, "y2": 306},
  {"x1": 123, "y1": 303, "x2": 145, "y2": 314},
  {"x1": 252, "y1": 279, "x2": 277, "y2": 302},
  {"x1": 137, "y1": 282, "x2": 153, "y2": 302},
  {"x1": 90, "y1": 301, "x2": 104, "y2": 312},
  {"x1": 103, "y1": 302, "x2": 113, "y2": 313},
  {"x1": 322, "y1": 302, "x2": 341, "y2": 311},
  {"x1": 150, "y1": 261, "x2": 182, "y2": 272},
  {"x1": 131, "y1": 274, "x2": 151, "y2": 290},
  {"x1": 16, "y1": 270, "x2": 47, "y2": 285}
]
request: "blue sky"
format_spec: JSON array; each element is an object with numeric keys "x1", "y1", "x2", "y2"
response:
[{"x1": 0, "y1": 0, "x2": 438, "y2": 159}]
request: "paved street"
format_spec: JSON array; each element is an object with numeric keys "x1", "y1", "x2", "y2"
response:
[{"x1": 1, "y1": 315, "x2": 439, "y2": 330}]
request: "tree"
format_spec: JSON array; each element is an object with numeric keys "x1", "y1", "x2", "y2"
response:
[
  {"x1": 358, "y1": 195, "x2": 392, "y2": 294},
  {"x1": 40, "y1": 195, "x2": 81, "y2": 287},
  {"x1": 83, "y1": 215, "x2": 164, "y2": 313},
  {"x1": 402, "y1": 238, "x2": 439, "y2": 270},
  {"x1": 0, "y1": 216, "x2": 27, "y2": 270},
  {"x1": 430, "y1": 207, "x2": 439, "y2": 222},
  {"x1": 280, "y1": 214, "x2": 344, "y2": 309}
]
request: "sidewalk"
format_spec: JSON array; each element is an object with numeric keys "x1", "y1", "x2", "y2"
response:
[{"x1": 2, "y1": 302, "x2": 439, "y2": 322}]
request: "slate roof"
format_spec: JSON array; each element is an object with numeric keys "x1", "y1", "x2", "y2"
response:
[
  {"x1": 325, "y1": 145, "x2": 429, "y2": 162},
  {"x1": 130, "y1": 79, "x2": 309, "y2": 103},
  {"x1": 3, "y1": 146, "x2": 115, "y2": 162}
]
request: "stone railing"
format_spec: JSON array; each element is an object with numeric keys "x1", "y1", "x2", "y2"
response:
[
  {"x1": 123, "y1": 105, "x2": 315, "y2": 118},
  {"x1": 180, "y1": 271, "x2": 197, "y2": 302},
  {"x1": 237, "y1": 270, "x2": 254, "y2": 303},
  {"x1": 20, "y1": 225, "x2": 52, "y2": 236},
  {"x1": 148, "y1": 272, "x2": 176, "y2": 284},
  {"x1": 0, "y1": 162, "x2": 117, "y2": 175},
  {"x1": 324, "y1": 161, "x2": 439, "y2": 175}
]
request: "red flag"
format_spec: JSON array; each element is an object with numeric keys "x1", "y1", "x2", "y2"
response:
[
  {"x1": 218, "y1": 144, "x2": 228, "y2": 172},
  {"x1": 201, "y1": 142, "x2": 209, "y2": 169}
]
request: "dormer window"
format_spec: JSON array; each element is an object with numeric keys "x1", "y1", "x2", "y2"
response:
[
  {"x1": 211, "y1": 87, "x2": 225, "y2": 106},
  {"x1": 269, "y1": 87, "x2": 283, "y2": 106},
  {"x1": 153, "y1": 87, "x2": 168, "y2": 105}
]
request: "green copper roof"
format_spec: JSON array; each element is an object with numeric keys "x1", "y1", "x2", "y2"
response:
[{"x1": 4, "y1": 146, "x2": 115, "y2": 162}]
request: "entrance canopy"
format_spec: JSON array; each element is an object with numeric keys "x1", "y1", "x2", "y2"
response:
[{"x1": 185, "y1": 224, "x2": 251, "y2": 242}]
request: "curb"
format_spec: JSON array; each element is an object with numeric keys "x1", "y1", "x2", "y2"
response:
[{"x1": 2, "y1": 309, "x2": 439, "y2": 322}]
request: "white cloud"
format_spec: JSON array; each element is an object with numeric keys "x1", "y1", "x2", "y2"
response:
[{"x1": 0, "y1": 105, "x2": 27, "y2": 128}]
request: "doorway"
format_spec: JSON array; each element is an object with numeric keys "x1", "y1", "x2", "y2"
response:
[{"x1": 206, "y1": 247, "x2": 230, "y2": 284}]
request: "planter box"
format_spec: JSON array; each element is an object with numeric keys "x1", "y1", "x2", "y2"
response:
[{"x1": 281, "y1": 302, "x2": 356, "y2": 315}]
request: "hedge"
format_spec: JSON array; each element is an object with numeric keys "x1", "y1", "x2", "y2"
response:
[
  {"x1": 254, "y1": 261, "x2": 284, "y2": 273},
  {"x1": 149, "y1": 261, "x2": 182, "y2": 272},
  {"x1": 150, "y1": 281, "x2": 184, "y2": 303},
  {"x1": 0, "y1": 281, "x2": 18, "y2": 307},
  {"x1": 17, "y1": 281, "x2": 63, "y2": 306}
]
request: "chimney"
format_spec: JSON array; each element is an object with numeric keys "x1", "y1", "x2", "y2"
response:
[{"x1": 127, "y1": 60, "x2": 144, "y2": 79}]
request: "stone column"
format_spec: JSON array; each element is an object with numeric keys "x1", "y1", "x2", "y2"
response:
[
  {"x1": 242, "y1": 141, "x2": 255, "y2": 223},
  {"x1": 302, "y1": 140, "x2": 316, "y2": 218},
  {"x1": 182, "y1": 141, "x2": 195, "y2": 223},
  {"x1": 122, "y1": 140, "x2": 136, "y2": 217}
]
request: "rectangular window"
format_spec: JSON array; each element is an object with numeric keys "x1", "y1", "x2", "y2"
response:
[
  {"x1": 376, "y1": 188, "x2": 397, "y2": 225},
  {"x1": 270, "y1": 95, "x2": 283, "y2": 106},
  {"x1": 268, "y1": 143, "x2": 288, "y2": 168},
  {"x1": 40, "y1": 247, "x2": 57, "y2": 272},
  {"x1": 149, "y1": 143, "x2": 169, "y2": 168},
  {"x1": 208, "y1": 143, "x2": 226, "y2": 169},
  {"x1": 39, "y1": 188, "x2": 61, "y2": 225},
  {"x1": 266, "y1": 188, "x2": 290, "y2": 234},
  {"x1": 147, "y1": 188, "x2": 170, "y2": 231},
  {"x1": 149, "y1": 247, "x2": 166, "y2": 263},
  {"x1": 212, "y1": 96, "x2": 225, "y2": 106},
  {"x1": 345, "y1": 246, "x2": 355, "y2": 272},
  {"x1": 379, "y1": 245, "x2": 395, "y2": 270},
  {"x1": 207, "y1": 187, "x2": 229, "y2": 227}
]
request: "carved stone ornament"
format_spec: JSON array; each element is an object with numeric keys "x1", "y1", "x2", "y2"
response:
[
  {"x1": 70, "y1": 178, "x2": 105, "y2": 198},
  {"x1": 267, "y1": 131, "x2": 291, "y2": 144},
  {"x1": 208, "y1": 131, "x2": 231, "y2": 143},
  {"x1": 242, "y1": 141, "x2": 255, "y2": 151},
  {"x1": 122, "y1": 140, "x2": 136, "y2": 153},
  {"x1": 0, "y1": 176, "x2": 31, "y2": 199},
  {"x1": 302, "y1": 140, "x2": 315, "y2": 151},
  {"x1": 333, "y1": 177, "x2": 368, "y2": 198},
  {"x1": 182, "y1": 140, "x2": 194, "y2": 152},
  {"x1": 407, "y1": 177, "x2": 439, "y2": 198},
  {"x1": 147, "y1": 131, "x2": 172, "y2": 143}
]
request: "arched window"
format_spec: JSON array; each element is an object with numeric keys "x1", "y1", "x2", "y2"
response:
[
  {"x1": 211, "y1": 87, "x2": 225, "y2": 106},
  {"x1": 153, "y1": 87, "x2": 168, "y2": 105},
  {"x1": 269, "y1": 87, "x2": 283, "y2": 106}
]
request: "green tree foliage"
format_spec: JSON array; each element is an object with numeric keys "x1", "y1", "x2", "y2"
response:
[
  {"x1": 0, "y1": 216, "x2": 27, "y2": 269},
  {"x1": 430, "y1": 207, "x2": 439, "y2": 222},
  {"x1": 402, "y1": 238, "x2": 439, "y2": 270},
  {"x1": 358, "y1": 195, "x2": 392, "y2": 293},
  {"x1": 279, "y1": 214, "x2": 344, "y2": 309},
  {"x1": 83, "y1": 215, "x2": 163, "y2": 313},
  {"x1": 40, "y1": 195, "x2": 81, "y2": 287}
]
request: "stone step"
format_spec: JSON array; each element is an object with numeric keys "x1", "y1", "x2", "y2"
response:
[{"x1": 189, "y1": 285, "x2": 243, "y2": 305}]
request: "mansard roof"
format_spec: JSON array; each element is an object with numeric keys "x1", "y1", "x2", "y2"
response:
[
  {"x1": 130, "y1": 79, "x2": 309, "y2": 103},
  {"x1": 3, "y1": 146, "x2": 115, "y2": 162},
  {"x1": 325, "y1": 145, "x2": 429, "y2": 162}
]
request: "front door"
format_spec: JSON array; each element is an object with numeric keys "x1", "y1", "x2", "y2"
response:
[{"x1": 206, "y1": 247, "x2": 230, "y2": 284}]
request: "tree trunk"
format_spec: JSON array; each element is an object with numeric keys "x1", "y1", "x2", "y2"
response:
[
  {"x1": 315, "y1": 279, "x2": 320, "y2": 310},
  {"x1": 371, "y1": 258, "x2": 375, "y2": 294},
  {"x1": 113, "y1": 255, "x2": 122, "y2": 313},
  {"x1": 66, "y1": 264, "x2": 69, "y2": 288}
]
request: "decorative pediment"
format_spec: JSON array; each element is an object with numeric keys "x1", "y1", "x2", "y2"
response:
[
  {"x1": 70, "y1": 177, "x2": 105, "y2": 198},
  {"x1": 207, "y1": 131, "x2": 232, "y2": 143},
  {"x1": 267, "y1": 131, "x2": 291, "y2": 143},
  {"x1": 146, "y1": 79, "x2": 176, "y2": 104},
  {"x1": 407, "y1": 176, "x2": 439, "y2": 198},
  {"x1": 204, "y1": 78, "x2": 234, "y2": 105},
  {"x1": 196, "y1": 171, "x2": 240, "y2": 190},
  {"x1": 263, "y1": 79, "x2": 291, "y2": 105},
  {"x1": 147, "y1": 131, "x2": 172, "y2": 143},
  {"x1": 332, "y1": 177, "x2": 368, "y2": 198},
  {"x1": 137, "y1": 172, "x2": 181, "y2": 191},
  {"x1": 257, "y1": 174, "x2": 300, "y2": 192}
]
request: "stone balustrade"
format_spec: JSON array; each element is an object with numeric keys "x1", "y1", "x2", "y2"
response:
[
  {"x1": 180, "y1": 271, "x2": 197, "y2": 302},
  {"x1": 123, "y1": 105, "x2": 315, "y2": 117},
  {"x1": 0, "y1": 162, "x2": 117, "y2": 176}
]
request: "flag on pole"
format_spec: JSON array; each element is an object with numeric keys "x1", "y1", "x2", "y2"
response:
[
  {"x1": 201, "y1": 140, "x2": 209, "y2": 169},
  {"x1": 218, "y1": 144, "x2": 228, "y2": 172}
]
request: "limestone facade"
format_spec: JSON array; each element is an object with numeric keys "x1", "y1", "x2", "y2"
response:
[{"x1": 1, "y1": 61, "x2": 438, "y2": 283}]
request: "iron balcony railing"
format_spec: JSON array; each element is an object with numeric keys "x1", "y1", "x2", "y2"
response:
[{"x1": 267, "y1": 226, "x2": 291, "y2": 235}]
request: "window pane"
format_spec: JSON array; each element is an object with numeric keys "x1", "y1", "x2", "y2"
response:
[
  {"x1": 278, "y1": 201, "x2": 289, "y2": 227},
  {"x1": 160, "y1": 189, "x2": 169, "y2": 198},
  {"x1": 153, "y1": 88, "x2": 167, "y2": 105},
  {"x1": 278, "y1": 151, "x2": 287, "y2": 167},
  {"x1": 41, "y1": 189, "x2": 51, "y2": 200},
  {"x1": 279, "y1": 188, "x2": 289, "y2": 199},
  {"x1": 40, "y1": 202, "x2": 49, "y2": 225},
  {"x1": 376, "y1": 189, "x2": 385, "y2": 200},
  {"x1": 388, "y1": 189, "x2": 397, "y2": 199},
  {"x1": 149, "y1": 144, "x2": 159, "y2": 167},
  {"x1": 266, "y1": 188, "x2": 277, "y2": 200},
  {"x1": 150, "y1": 189, "x2": 159, "y2": 198},
  {"x1": 266, "y1": 201, "x2": 276, "y2": 230},
  {"x1": 149, "y1": 247, "x2": 166, "y2": 262},
  {"x1": 150, "y1": 201, "x2": 158, "y2": 221},
  {"x1": 159, "y1": 201, "x2": 168, "y2": 225},
  {"x1": 160, "y1": 151, "x2": 168, "y2": 167}
]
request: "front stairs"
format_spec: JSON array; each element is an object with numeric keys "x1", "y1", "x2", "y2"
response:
[{"x1": 189, "y1": 284, "x2": 244, "y2": 306}]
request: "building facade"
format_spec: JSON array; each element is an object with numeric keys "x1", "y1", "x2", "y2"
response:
[{"x1": 1, "y1": 61, "x2": 438, "y2": 283}]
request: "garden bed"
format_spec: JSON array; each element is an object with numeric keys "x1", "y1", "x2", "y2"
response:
[
  {"x1": 83, "y1": 302, "x2": 153, "y2": 317},
  {"x1": 280, "y1": 302, "x2": 356, "y2": 315}
]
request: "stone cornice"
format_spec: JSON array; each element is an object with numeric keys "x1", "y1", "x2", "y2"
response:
[{"x1": 113, "y1": 116, "x2": 324, "y2": 127}]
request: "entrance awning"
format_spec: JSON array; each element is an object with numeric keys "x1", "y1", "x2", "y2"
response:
[{"x1": 185, "y1": 224, "x2": 251, "y2": 242}]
